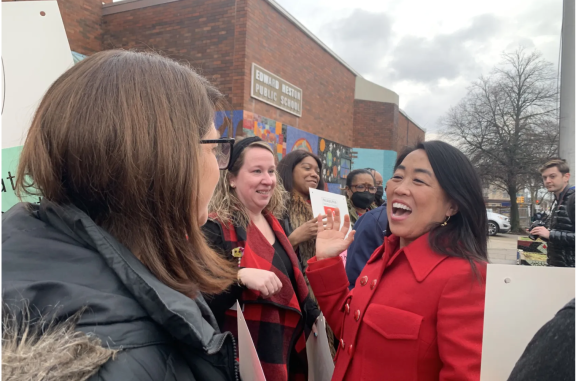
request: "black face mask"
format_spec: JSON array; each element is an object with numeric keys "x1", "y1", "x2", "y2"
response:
[
  {"x1": 351, "y1": 191, "x2": 375, "y2": 209},
  {"x1": 375, "y1": 186, "x2": 384, "y2": 200}
]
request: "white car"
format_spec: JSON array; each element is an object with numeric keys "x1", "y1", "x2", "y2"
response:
[{"x1": 487, "y1": 211, "x2": 511, "y2": 236}]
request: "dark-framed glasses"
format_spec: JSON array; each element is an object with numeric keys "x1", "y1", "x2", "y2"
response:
[
  {"x1": 200, "y1": 138, "x2": 235, "y2": 170},
  {"x1": 351, "y1": 184, "x2": 378, "y2": 193}
]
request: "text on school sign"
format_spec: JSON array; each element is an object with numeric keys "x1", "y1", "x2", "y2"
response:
[{"x1": 251, "y1": 63, "x2": 303, "y2": 117}]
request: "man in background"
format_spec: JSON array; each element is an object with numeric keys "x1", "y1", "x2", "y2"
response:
[{"x1": 530, "y1": 159, "x2": 575, "y2": 267}]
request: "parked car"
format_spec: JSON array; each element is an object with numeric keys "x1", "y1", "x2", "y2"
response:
[{"x1": 487, "y1": 211, "x2": 511, "y2": 236}]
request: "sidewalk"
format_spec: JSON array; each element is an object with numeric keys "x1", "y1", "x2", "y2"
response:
[{"x1": 488, "y1": 234, "x2": 519, "y2": 265}]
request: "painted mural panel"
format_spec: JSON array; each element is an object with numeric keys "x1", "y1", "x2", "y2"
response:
[
  {"x1": 317, "y1": 138, "x2": 352, "y2": 184},
  {"x1": 286, "y1": 125, "x2": 318, "y2": 155},
  {"x1": 215, "y1": 110, "x2": 243, "y2": 138},
  {"x1": 327, "y1": 183, "x2": 343, "y2": 195},
  {"x1": 240, "y1": 111, "x2": 286, "y2": 160}
]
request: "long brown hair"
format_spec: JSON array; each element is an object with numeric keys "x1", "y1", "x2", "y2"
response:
[
  {"x1": 16, "y1": 50, "x2": 236, "y2": 296},
  {"x1": 209, "y1": 139, "x2": 287, "y2": 228}
]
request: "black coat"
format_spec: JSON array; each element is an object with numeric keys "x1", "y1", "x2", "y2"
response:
[
  {"x1": 2, "y1": 201, "x2": 238, "y2": 381},
  {"x1": 507, "y1": 299, "x2": 575, "y2": 381},
  {"x1": 546, "y1": 186, "x2": 575, "y2": 267}
]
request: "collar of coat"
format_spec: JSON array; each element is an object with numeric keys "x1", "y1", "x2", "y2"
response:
[
  {"x1": 368, "y1": 233, "x2": 449, "y2": 282},
  {"x1": 213, "y1": 212, "x2": 310, "y2": 313},
  {"x1": 556, "y1": 185, "x2": 575, "y2": 203},
  {"x1": 32, "y1": 200, "x2": 230, "y2": 353}
]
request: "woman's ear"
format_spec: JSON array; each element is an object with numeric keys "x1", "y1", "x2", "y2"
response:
[
  {"x1": 228, "y1": 173, "x2": 237, "y2": 189},
  {"x1": 447, "y1": 201, "x2": 459, "y2": 217}
]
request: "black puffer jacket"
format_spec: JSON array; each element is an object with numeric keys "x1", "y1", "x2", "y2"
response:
[
  {"x1": 546, "y1": 187, "x2": 575, "y2": 267},
  {"x1": 508, "y1": 299, "x2": 575, "y2": 381},
  {"x1": 2, "y1": 201, "x2": 238, "y2": 381}
]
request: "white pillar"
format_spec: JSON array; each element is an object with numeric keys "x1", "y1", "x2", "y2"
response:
[{"x1": 559, "y1": 0, "x2": 575, "y2": 185}]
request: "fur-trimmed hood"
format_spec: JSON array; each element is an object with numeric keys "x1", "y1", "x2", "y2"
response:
[{"x1": 2, "y1": 307, "x2": 116, "y2": 381}]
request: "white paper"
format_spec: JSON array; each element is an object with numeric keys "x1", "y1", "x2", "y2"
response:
[
  {"x1": 2, "y1": 1, "x2": 74, "y2": 149},
  {"x1": 480, "y1": 264, "x2": 575, "y2": 381},
  {"x1": 306, "y1": 313, "x2": 335, "y2": 381},
  {"x1": 236, "y1": 301, "x2": 267, "y2": 381},
  {"x1": 310, "y1": 187, "x2": 349, "y2": 221}
]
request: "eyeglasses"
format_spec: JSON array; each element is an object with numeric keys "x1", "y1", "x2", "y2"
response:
[
  {"x1": 200, "y1": 138, "x2": 235, "y2": 170},
  {"x1": 351, "y1": 184, "x2": 378, "y2": 193}
]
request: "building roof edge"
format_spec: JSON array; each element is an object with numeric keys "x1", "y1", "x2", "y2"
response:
[{"x1": 399, "y1": 108, "x2": 426, "y2": 132}]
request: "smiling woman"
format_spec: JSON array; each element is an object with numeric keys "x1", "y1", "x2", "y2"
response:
[
  {"x1": 305, "y1": 140, "x2": 490, "y2": 381},
  {"x1": 203, "y1": 137, "x2": 321, "y2": 381}
]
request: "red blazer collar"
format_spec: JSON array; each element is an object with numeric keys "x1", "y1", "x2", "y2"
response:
[{"x1": 384, "y1": 233, "x2": 449, "y2": 282}]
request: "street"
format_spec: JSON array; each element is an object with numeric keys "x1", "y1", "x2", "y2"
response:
[{"x1": 488, "y1": 233, "x2": 521, "y2": 265}]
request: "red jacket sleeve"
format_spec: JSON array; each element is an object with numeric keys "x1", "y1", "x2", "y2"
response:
[
  {"x1": 306, "y1": 256, "x2": 352, "y2": 338},
  {"x1": 437, "y1": 265, "x2": 486, "y2": 381}
]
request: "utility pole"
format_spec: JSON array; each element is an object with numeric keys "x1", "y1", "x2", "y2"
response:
[{"x1": 559, "y1": 0, "x2": 575, "y2": 185}]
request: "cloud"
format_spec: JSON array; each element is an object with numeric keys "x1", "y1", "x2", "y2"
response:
[
  {"x1": 319, "y1": 9, "x2": 393, "y2": 74},
  {"x1": 388, "y1": 14, "x2": 502, "y2": 83}
]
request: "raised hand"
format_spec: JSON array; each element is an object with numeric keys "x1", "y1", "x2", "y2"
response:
[
  {"x1": 238, "y1": 268, "x2": 283, "y2": 298},
  {"x1": 315, "y1": 208, "x2": 355, "y2": 260}
]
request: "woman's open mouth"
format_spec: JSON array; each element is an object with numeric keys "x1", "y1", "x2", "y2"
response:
[{"x1": 392, "y1": 202, "x2": 412, "y2": 220}]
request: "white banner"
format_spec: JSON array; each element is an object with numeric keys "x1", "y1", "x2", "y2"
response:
[
  {"x1": 480, "y1": 264, "x2": 575, "y2": 380},
  {"x1": 2, "y1": 1, "x2": 73, "y2": 149}
]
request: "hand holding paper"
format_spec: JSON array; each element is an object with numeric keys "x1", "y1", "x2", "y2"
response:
[{"x1": 316, "y1": 208, "x2": 355, "y2": 260}]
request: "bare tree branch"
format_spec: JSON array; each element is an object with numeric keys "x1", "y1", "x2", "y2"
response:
[{"x1": 439, "y1": 48, "x2": 559, "y2": 231}]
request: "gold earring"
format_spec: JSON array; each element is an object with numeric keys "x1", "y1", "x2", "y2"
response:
[{"x1": 441, "y1": 215, "x2": 451, "y2": 227}]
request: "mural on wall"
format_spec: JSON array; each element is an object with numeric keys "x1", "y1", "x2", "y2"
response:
[
  {"x1": 241, "y1": 111, "x2": 287, "y2": 160},
  {"x1": 326, "y1": 183, "x2": 342, "y2": 195},
  {"x1": 215, "y1": 110, "x2": 243, "y2": 138},
  {"x1": 317, "y1": 138, "x2": 352, "y2": 184},
  {"x1": 213, "y1": 110, "x2": 352, "y2": 195},
  {"x1": 286, "y1": 125, "x2": 318, "y2": 155}
]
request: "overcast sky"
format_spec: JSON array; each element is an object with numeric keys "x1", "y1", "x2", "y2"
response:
[{"x1": 275, "y1": 0, "x2": 564, "y2": 139}]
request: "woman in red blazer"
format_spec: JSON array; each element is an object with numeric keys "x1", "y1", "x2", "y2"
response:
[{"x1": 306, "y1": 141, "x2": 489, "y2": 381}]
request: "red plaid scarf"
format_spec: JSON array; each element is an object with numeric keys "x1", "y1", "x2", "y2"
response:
[{"x1": 212, "y1": 212, "x2": 312, "y2": 381}]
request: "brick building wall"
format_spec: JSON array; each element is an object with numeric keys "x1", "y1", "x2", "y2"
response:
[
  {"x1": 352, "y1": 99, "x2": 398, "y2": 150},
  {"x1": 102, "y1": 0, "x2": 246, "y2": 109},
  {"x1": 3, "y1": 0, "x2": 103, "y2": 55},
  {"x1": 243, "y1": 0, "x2": 356, "y2": 147},
  {"x1": 6, "y1": 0, "x2": 422, "y2": 154},
  {"x1": 397, "y1": 112, "x2": 425, "y2": 152}
]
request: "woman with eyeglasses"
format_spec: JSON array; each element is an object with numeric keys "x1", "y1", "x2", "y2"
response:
[
  {"x1": 2, "y1": 50, "x2": 239, "y2": 381},
  {"x1": 306, "y1": 141, "x2": 488, "y2": 381},
  {"x1": 345, "y1": 169, "x2": 377, "y2": 226},
  {"x1": 203, "y1": 137, "x2": 320, "y2": 381}
]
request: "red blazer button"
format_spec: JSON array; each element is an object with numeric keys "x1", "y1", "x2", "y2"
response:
[
  {"x1": 354, "y1": 310, "x2": 361, "y2": 321},
  {"x1": 360, "y1": 276, "x2": 368, "y2": 286},
  {"x1": 348, "y1": 344, "x2": 354, "y2": 356},
  {"x1": 345, "y1": 303, "x2": 350, "y2": 314},
  {"x1": 370, "y1": 279, "x2": 377, "y2": 290},
  {"x1": 340, "y1": 338, "x2": 345, "y2": 348}
]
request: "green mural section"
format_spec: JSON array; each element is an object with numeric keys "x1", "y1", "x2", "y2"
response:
[{"x1": 2, "y1": 146, "x2": 40, "y2": 212}]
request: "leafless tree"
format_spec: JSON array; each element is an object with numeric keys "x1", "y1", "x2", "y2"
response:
[{"x1": 441, "y1": 48, "x2": 559, "y2": 231}]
